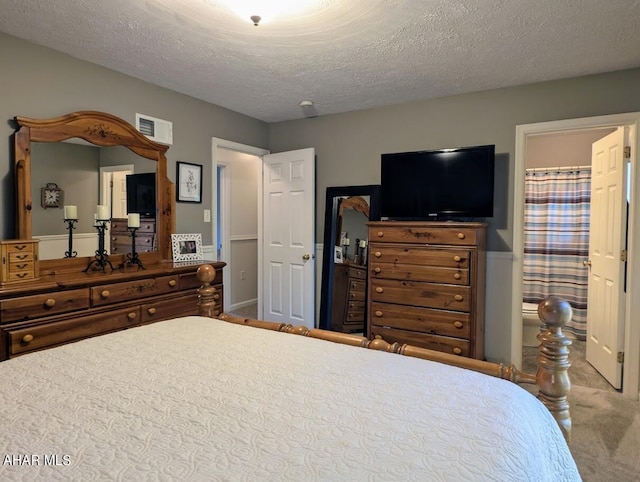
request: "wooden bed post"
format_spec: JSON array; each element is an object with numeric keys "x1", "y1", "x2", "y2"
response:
[
  {"x1": 197, "y1": 264, "x2": 218, "y2": 318},
  {"x1": 536, "y1": 296, "x2": 573, "y2": 444}
]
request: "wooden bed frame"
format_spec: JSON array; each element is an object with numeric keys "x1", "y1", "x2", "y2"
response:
[{"x1": 196, "y1": 264, "x2": 573, "y2": 443}]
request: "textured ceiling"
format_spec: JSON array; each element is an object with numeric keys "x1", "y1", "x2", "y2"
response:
[{"x1": 1, "y1": 0, "x2": 640, "y2": 122}]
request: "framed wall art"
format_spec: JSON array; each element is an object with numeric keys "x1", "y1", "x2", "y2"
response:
[
  {"x1": 176, "y1": 161, "x2": 202, "y2": 203},
  {"x1": 171, "y1": 233, "x2": 203, "y2": 262}
]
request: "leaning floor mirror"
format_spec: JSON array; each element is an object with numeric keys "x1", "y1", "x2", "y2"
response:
[{"x1": 319, "y1": 185, "x2": 381, "y2": 332}]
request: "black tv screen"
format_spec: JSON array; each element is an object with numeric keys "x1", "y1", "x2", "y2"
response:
[
  {"x1": 380, "y1": 145, "x2": 495, "y2": 219},
  {"x1": 126, "y1": 173, "x2": 156, "y2": 218}
]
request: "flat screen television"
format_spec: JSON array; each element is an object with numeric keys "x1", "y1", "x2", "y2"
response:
[
  {"x1": 380, "y1": 145, "x2": 495, "y2": 220},
  {"x1": 126, "y1": 173, "x2": 156, "y2": 218}
]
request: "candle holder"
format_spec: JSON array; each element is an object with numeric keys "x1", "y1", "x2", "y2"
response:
[
  {"x1": 120, "y1": 227, "x2": 145, "y2": 270},
  {"x1": 64, "y1": 219, "x2": 78, "y2": 258},
  {"x1": 84, "y1": 220, "x2": 115, "y2": 272}
]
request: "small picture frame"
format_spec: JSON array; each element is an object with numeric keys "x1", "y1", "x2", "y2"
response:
[
  {"x1": 176, "y1": 161, "x2": 202, "y2": 203},
  {"x1": 171, "y1": 233, "x2": 203, "y2": 261},
  {"x1": 334, "y1": 246, "x2": 344, "y2": 264}
]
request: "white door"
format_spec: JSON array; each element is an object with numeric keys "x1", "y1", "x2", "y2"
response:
[
  {"x1": 111, "y1": 171, "x2": 130, "y2": 218},
  {"x1": 262, "y1": 148, "x2": 315, "y2": 328},
  {"x1": 586, "y1": 128, "x2": 627, "y2": 389}
]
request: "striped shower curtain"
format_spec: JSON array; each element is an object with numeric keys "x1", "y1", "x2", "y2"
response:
[{"x1": 523, "y1": 167, "x2": 591, "y2": 339}]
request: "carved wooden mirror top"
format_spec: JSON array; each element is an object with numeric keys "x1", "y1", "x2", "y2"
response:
[{"x1": 13, "y1": 111, "x2": 176, "y2": 264}]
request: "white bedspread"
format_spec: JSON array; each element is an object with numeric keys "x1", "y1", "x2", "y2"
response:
[{"x1": 1, "y1": 316, "x2": 580, "y2": 481}]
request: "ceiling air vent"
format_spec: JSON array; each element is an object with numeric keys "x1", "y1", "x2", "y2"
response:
[{"x1": 135, "y1": 113, "x2": 173, "y2": 145}]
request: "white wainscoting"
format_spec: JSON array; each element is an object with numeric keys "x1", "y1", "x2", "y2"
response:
[{"x1": 35, "y1": 233, "x2": 99, "y2": 260}]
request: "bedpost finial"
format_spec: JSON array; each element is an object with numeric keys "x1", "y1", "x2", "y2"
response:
[
  {"x1": 197, "y1": 264, "x2": 216, "y2": 284},
  {"x1": 537, "y1": 296, "x2": 572, "y2": 328}
]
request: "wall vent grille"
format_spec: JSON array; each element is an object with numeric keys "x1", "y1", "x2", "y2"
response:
[{"x1": 135, "y1": 113, "x2": 173, "y2": 145}]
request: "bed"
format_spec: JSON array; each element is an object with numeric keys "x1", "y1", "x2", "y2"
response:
[{"x1": 1, "y1": 265, "x2": 580, "y2": 481}]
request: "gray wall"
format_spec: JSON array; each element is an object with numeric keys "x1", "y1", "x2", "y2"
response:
[
  {"x1": 269, "y1": 67, "x2": 640, "y2": 252},
  {"x1": 526, "y1": 128, "x2": 616, "y2": 169},
  {"x1": 0, "y1": 32, "x2": 269, "y2": 243}
]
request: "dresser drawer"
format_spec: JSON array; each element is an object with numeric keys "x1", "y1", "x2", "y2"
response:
[
  {"x1": 8, "y1": 251, "x2": 36, "y2": 263},
  {"x1": 349, "y1": 279, "x2": 366, "y2": 292},
  {"x1": 0, "y1": 288, "x2": 90, "y2": 323},
  {"x1": 370, "y1": 225, "x2": 479, "y2": 245},
  {"x1": 141, "y1": 293, "x2": 200, "y2": 323},
  {"x1": 370, "y1": 262, "x2": 469, "y2": 285},
  {"x1": 347, "y1": 266, "x2": 367, "y2": 280},
  {"x1": 5, "y1": 268, "x2": 36, "y2": 282},
  {"x1": 91, "y1": 275, "x2": 181, "y2": 306},
  {"x1": 8, "y1": 306, "x2": 140, "y2": 356},
  {"x1": 370, "y1": 302, "x2": 470, "y2": 338},
  {"x1": 371, "y1": 326, "x2": 470, "y2": 357},
  {"x1": 370, "y1": 279, "x2": 470, "y2": 312},
  {"x1": 111, "y1": 219, "x2": 156, "y2": 234},
  {"x1": 369, "y1": 245, "x2": 470, "y2": 269}
]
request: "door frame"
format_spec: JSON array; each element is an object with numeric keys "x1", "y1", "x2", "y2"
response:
[
  {"x1": 212, "y1": 138, "x2": 269, "y2": 318},
  {"x1": 512, "y1": 112, "x2": 640, "y2": 399}
]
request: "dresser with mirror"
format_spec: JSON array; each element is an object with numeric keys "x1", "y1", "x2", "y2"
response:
[{"x1": 0, "y1": 111, "x2": 224, "y2": 360}]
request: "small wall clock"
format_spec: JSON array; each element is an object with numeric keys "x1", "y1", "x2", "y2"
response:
[{"x1": 41, "y1": 183, "x2": 63, "y2": 208}]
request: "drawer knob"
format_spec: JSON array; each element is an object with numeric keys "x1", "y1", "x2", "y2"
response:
[
  {"x1": 453, "y1": 321, "x2": 463, "y2": 329},
  {"x1": 376, "y1": 231, "x2": 384, "y2": 238},
  {"x1": 453, "y1": 347, "x2": 463, "y2": 355},
  {"x1": 375, "y1": 310, "x2": 383, "y2": 317},
  {"x1": 374, "y1": 267, "x2": 381, "y2": 274},
  {"x1": 44, "y1": 298, "x2": 56, "y2": 308},
  {"x1": 375, "y1": 287, "x2": 384, "y2": 293},
  {"x1": 148, "y1": 307, "x2": 157, "y2": 315},
  {"x1": 168, "y1": 279, "x2": 177, "y2": 287},
  {"x1": 454, "y1": 294, "x2": 463, "y2": 301},
  {"x1": 453, "y1": 255, "x2": 461, "y2": 262},
  {"x1": 127, "y1": 312, "x2": 137, "y2": 321},
  {"x1": 374, "y1": 251, "x2": 381, "y2": 258},
  {"x1": 213, "y1": 293, "x2": 220, "y2": 300},
  {"x1": 457, "y1": 233, "x2": 465, "y2": 240},
  {"x1": 101, "y1": 290, "x2": 110, "y2": 299},
  {"x1": 454, "y1": 273, "x2": 461, "y2": 280},
  {"x1": 22, "y1": 334, "x2": 34, "y2": 344}
]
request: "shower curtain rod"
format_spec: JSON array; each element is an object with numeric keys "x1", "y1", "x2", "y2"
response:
[{"x1": 525, "y1": 165, "x2": 591, "y2": 173}]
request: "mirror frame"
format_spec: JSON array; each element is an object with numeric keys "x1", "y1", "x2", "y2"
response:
[
  {"x1": 318, "y1": 185, "x2": 381, "y2": 331},
  {"x1": 13, "y1": 111, "x2": 176, "y2": 269}
]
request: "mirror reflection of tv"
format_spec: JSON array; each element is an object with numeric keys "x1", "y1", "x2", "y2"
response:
[
  {"x1": 126, "y1": 173, "x2": 156, "y2": 218},
  {"x1": 380, "y1": 145, "x2": 495, "y2": 220}
]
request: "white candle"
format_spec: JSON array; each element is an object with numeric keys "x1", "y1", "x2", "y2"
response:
[
  {"x1": 343, "y1": 238, "x2": 350, "y2": 246},
  {"x1": 128, "y1": 213, "x2": 140, "y2": 228},
  {"x1": 64, "y1": 205, "x2": 77, "y2": 220},
  {"x1": 359, "y1": 240, "x2": 366, "y2": 248},
  {"x1": 96, "y1": 205, "x2": 109, "y2": 221}
]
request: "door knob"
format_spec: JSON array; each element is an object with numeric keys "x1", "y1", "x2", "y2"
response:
[
  {"x1": 302, "y1": 253, "x2": 311, "y2": 261},
  {"x1": 583, "y1": 259, "x2": 592, "y2": 267}
]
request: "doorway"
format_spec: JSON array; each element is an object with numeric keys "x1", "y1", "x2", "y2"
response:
[
  {"x1": 512, "y1": 112, "x2": 640, "y2": 399},
  {"x1": 521, "y1": 128, "x2": 621, "y2": 390},
  {"x1": 211, "y1": 139, "x2": 316, "y2": 328},
  {"x1": 212, "y1": 141, "x2": 265, "y2": 319}
]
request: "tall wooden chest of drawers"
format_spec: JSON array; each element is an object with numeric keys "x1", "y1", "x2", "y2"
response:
[
  {"x1": 331, "y1": 263, "x2": 367, "y2": 333},
  {"x1": 367, "y1": 221, "x2": 487, "y2": 359}
]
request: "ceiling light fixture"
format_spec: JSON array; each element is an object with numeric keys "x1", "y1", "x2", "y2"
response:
[{"x1": 219, "y1": 0, "x2": 323, "y2": 26}]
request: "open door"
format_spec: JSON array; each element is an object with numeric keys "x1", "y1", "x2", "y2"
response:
[
  {"x1": 586, "y1": 128, "x2": 627, "y2": 389},
  {"x1": 262, "y1": 148, "x2": 315, "y2": 328}
]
